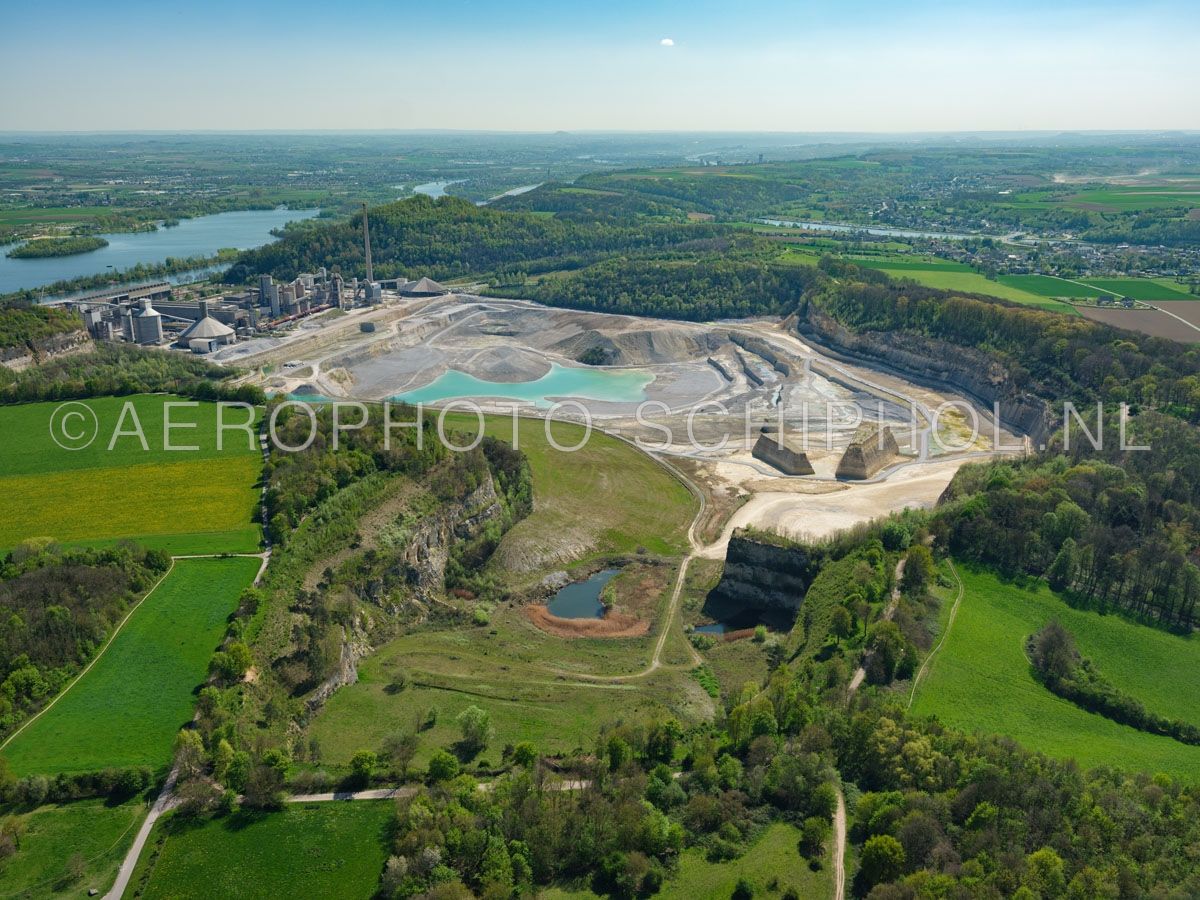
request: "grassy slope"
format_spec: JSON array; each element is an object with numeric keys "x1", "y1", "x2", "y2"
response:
[
  {"x1": 910, "y1": 566, "x2": 1200, "y2": 779},
  {"x1": 132, "y1": 803, "x2": 392, "y2": 900},
  {"x1": 309, "y1": 413, "x2": 704, "y2": 769},
  {"x1": 442, "y1": 413, "x2": 694, "y2": 586},
  {"x1": 2, "y1": 556, "x2": 260, "y2": 775},
  {"x1": 0, "y1": 396, "x2": 262, "y2": 552},
  {"x1": 308, "y1": 592, "x2": 711, "y2": 769},
  {"x1": 0, "y1": 797, "x2": 145, "y2": 899}
]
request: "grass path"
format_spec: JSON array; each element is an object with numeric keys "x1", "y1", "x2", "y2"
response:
[{"x1": 907, "y1": 559, "x2": 964, "y2": 709}]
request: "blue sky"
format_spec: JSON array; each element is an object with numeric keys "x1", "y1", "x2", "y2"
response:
[{"x1": 2, "y1": 0, "x2": 1197, "y2": 131}]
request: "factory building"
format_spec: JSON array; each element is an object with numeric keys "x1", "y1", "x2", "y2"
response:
[
  {"x1": 398, "y1": 277, "x2": 448, "y2": 297},
  {"x1": 177, "y1": 299, "x2": 236, "y2": 353},
  {"x1": 131, "y1": 299, "x2": 164, "y2": 345}
]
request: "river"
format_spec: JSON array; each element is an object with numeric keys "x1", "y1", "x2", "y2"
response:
[
  {"x1": 757, "y1": 218, "x2": 978, "y2": 241},
  {"x1": 413, "y1": 180, "x2": 465, "y2": 198},
  {"x1": 0, "y1": 207, "x2": 319, "y2": 295}
]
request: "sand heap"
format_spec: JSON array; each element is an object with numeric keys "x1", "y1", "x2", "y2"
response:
[
  {"x1": 836, "y1": 424, "x2": 899, "y2": 480},
  {"x1": 752, "y1": 433, "x2": 815, "y2": 476}
]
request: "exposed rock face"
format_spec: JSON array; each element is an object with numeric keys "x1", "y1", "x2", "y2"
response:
[
  {"x1": 752, "y1": 433, "x2": 815, "y2": 476},
  {"x1": 836, "y1": 424, "x2": 899, "y2": 480},
  {"x1": 799, "y1": 306, "x2": 1053, "y2": 446},
  {"x1": 0, "y1": 329, "x2": 91, "y2": 372},
  {"x1": 304, "y1": 476, "x2": 502, "y2": 717},
  {"x1": 401, "y1": 477, "x2": 501, "y2": 599},
  {"x1": 305, "y1": 624, "x2": 370, "y2": 713},
  {"x1": 709, "y1": 531, "x2": 819, "y2": 613},
  {"x1": 729, "y1": 332, "x2": 794, "y2": 376}
]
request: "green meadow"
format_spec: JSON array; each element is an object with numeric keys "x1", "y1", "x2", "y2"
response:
[
  {"x1": 537, "y1": 823, "x2": 832, "y2": 900},
  {"x1": 999, "y1": 274, "x2": 1196, "y2": 302},
  {"x1": 0, "y1": 396, "x2": 262, "y2": 552},
  {"x1": 996, "y1": 274, "x2": 1103, "y2": 298},
  {"x1": 443, "y1": 413, "x2": 696, "y2": 585},
  {"x1": 132, "y1": 802, "x2": 392, "y2": 900},
  {"x1": 910, "y1": 566, "x2": 1200, "y2": 779},
  {"x1": 1, "y1": 556, "x2": 260, "y2": 775},
  {"x1": 308, "y1": 413, "x2": 704, "y2": 771},
  {"x1": 663, "y1": 823, "x2": 831, "y2": 899},
  {"x1": 1080, "y1": 278, "x2": 1197, "y2": 301},
  {"x1": 307, "y1": 568, "x2": 711, "y2": 771},
  {"x1": 0, "y1": 797, "x2": 146, "y2": 899},
  {"x1": 776, "y1": 248, "x2": 1076, "y2": 312}
]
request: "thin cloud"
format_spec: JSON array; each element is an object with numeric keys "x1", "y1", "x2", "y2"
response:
[{"x1": 660, "y1": 38, "x2": 675, "y2": 47}]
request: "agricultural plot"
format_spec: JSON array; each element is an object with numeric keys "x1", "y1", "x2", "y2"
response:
[
  {"x1": 1080, "y1": 278, "x2": 1197, "y2": 301},
  {"x1": 131, "y1": 802, "x2": 392, "y2": 900},
  {"x1": 1, "y1": 556, "x2": 260, "y2": 775},
  {"x1": 777, "y1": 248, "x2": 1075, "y2": 312},
  {"x1": 1077, "y1": 304, "x2": 1200, "y2": 343},
  {"x1": 0, "y1": 395, "x2": 262, "y2": 552},
  {"x1": 996, "y1": 274, "x2": 1103, "y2": 299},
  {"x1": 1065, "y1": 187, "x2": 1200, "y2": 211},
  {"x1": 0, "y1": 797, "x2": 145, "y2": 899},
  {"x1": 867, "y1": 266, "x2": 1075, "y2": 312},
  {"x1": 997, "y1": 274, "x2": 1196, "y2": 302},
  {"x1": 909, "y1": 566, "x2": 1200, "y2": 779}
]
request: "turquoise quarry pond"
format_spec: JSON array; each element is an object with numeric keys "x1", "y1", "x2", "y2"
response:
[
  {"x1": 2, "y1": 207, "x2": 318, "y2": 294},
  {"x1": 547, "y1": 569, "x2": 620, "y2": 619},
  {"x1": 394, "y1": 363, "x2": 652, "y2": 408}
]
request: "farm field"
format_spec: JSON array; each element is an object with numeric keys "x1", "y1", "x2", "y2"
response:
[
  {"x1": 865, "y1": 266, "x2": 1075, "y2": 312},
  {"x1": 909, "y1": 566, "x2": 1200, "y2": 778},
  {"x1": 0, "y1": 796, "x2": 145, "y2": 899},
  {"x1": 0, "y1": 206, "x2": 122, "y2": 225},
  {"x1": 1077, "y1": 303, "x2": 1200, "y2": 343},
  {"x1": 131, "y1": 802, "x2": 392, "y2": 900},
  {"x1": 998, "y1": 274, "x2": 1197, "y2": 302},
  {"x1": 1064, "y1": 187, "x2": 1200, "y2": 211},
  {"x1": 776, "y1": 248, "x2": 1075, "y2": 312},
  {"x1": 996, "y1": 274, "x2": 1103, "y2": 298},
  {"x1": 0, "y1": 395, "x2": 262, "y2": 552},
  {"x1": 1080, "y1": 278, "x2": 1197, "y2": 301},
  {"x1": 1, "y1": 556, "x2": 260, "y2": 775}
]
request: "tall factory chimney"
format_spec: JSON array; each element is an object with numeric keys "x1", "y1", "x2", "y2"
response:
[{"x1": 362, "y1": 203, "x2": 374, "y2": 284}]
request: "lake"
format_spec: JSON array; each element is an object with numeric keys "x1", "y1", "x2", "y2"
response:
[
  {"x1": 547, "y1": 569, "x2": 620, "y2": 619},
  {"x1": 393, "y1": 362, "x2": 653, "y2": 408},
  {"x1": 0, "y1": 207, "x2": 318, "y2": 294}
]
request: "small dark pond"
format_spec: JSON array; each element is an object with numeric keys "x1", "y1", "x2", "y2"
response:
[{"x1": 547, "y1": 569, "x2": 620, "y2": 619}]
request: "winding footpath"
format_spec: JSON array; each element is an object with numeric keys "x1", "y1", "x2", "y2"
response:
[
  {"x1": 835, "y1": 557, "x2": 906, "y2": 900},
  {"x1": 907, "y1": 560, "x2": 963, "y2": 710}
]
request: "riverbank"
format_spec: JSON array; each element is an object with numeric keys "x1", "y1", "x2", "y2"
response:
[{"x1": 0, "y1": 207, "x2": 318, "y2": 295}]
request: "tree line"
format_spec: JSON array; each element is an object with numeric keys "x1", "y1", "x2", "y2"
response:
[
  {"x1": 224, "y1": 195, "x2": 722, "y2": 286},
  {"x1": 0, "y1": 541, "x2": 170, "y2": 738}
]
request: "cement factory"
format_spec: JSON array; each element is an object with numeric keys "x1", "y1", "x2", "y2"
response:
[{"x1": 59, "y1": 205, "x2": 449, "y2": 354}]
